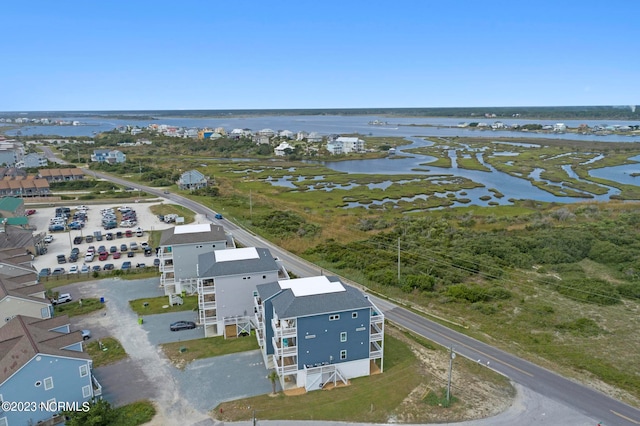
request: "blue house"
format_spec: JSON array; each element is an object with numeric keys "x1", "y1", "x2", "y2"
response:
[
  {"x1": 0, "y1": 315, "x2": 101, "y2": 425},
  {"x1": 254, "y1": 276, "x2": 384, "y2": 392},
  {"x1": 90, "y1": 149, "x2": 126, "y2": 164}
]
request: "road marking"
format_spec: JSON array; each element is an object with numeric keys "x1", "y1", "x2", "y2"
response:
[
  {"x1": 611, "y1": 410, "x2": 640, "y2": 424},
  {"x1": 396, "y1": 311, "x2": 534, "y2": 377}
]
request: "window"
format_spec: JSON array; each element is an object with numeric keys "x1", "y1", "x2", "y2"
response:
[
  {"x1": 340, "y1": 350, "x2": 347, "y2": 360},
  {"x1": 340, "y1": 332, "x2": 347, "y2": 342},
  {"x1": 329, "y1": 314, "x2": 340, "y2": 321},
  {"x1": 79, "y1": 364, "x2": 89, "y2": 377},
  {"x1": 44, "y1": 376, "x2": 54, "y2": 390},
  {"x1": 253, "y1": 291, "x2": 258, "y2": 297},
  {"x1": 41, "y1": 307, "x2": 50, "y2": 318},
  {"x1": 82, "y1": 385, "x2": 92, "y2": 398},
  {"x1": 352, "y1": 312, "x2": 358, "y2": 319}
]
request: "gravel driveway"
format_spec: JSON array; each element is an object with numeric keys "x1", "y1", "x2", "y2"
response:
[{"x1": 64, "y1": 277, "x2": 273, "y2": 425}]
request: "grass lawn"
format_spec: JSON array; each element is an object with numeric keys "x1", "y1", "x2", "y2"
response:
[
  {"x1": 215, "y1": 334, "x2": 423, "y2": 423},
  {"x1": 52, "y1": 298, "x2": 105, "y2": 317},
  {"x1": 161, "y1": 334, "x2": 259, "y2": 368},
  {"x1": 113, "y1": 400, "x2": 157, "y2": 425},
  {"x1": 84, "y1": 337, "x2": 127, "y2": 367},
  {"x1": 149, "y1": 203, "x2": 196, "y2": 223},
  {"x1": 129, "y1": 295, "x2": 197, "y2": 315}
]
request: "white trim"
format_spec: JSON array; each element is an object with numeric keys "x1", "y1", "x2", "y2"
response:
[
  {"x1": 82, "y1": 384, "x2": 92, "y2": 398},
  {"x1": 340, "y1": 332, "x2": 347, "y2": 342},
  {"x1": 79, "y1": 364, "x2": 89, "y2": 377},
  {"x1": 44, "y1": 376, "x2": 53, "y2": 390},
  {"x1": 340, "y1": 350, "x2": 347, "y2": 360}
]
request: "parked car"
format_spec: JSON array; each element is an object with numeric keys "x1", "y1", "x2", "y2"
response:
[
  {"x1": 136, "y1": 263, "x2": 146, "y2": 268},
  {"x1": 130, "y1": 242, "x2": 138, "y2": 251},
  {"x1": 127, "y1": 251, "x2": 135, "y2": 258},
  {"x1": 116, "y1": 231, "x2": 123, "y2": 238},
  {"x1": 81, "y1": 329, "x2": 91, "y2": 340},
  {"x1": 84, "y1": 252, "x2": 95, "y2": 262},
  {"x1": 121, "y1": 261, "x2": 132, "y2": 270},
  {"x1": 120, "y1": 243, "x2": 128, "y2": 252},
  {"x1": 39, "y1": 268, "x2": 51, "y2": 277},
  {"x1": 170, "y1": 321, "x2": 196, "y2": 331},
  {"x1": 85, "y1": 235, "x2": 94, "y2": 243},
  {"x1": 25, "y1": 209, "x2": 37, "y2": 215},
  {"x1": 215, "y1": 213, "x2": 223, "y2": 219},
  {"x1": 92, "y1": 265, "x2": 101, "y2": 272},
  {"x1": 68, "y1": 265, "x2": 79, "y2": 274},
  {"x1": 112, "y1": 252, "x2": 121, "y2": 259},
  {"x1": 98, "y1": 252, "x2": 109, "y2": 261},
  {"x1": 80, "y1": 264, "x2": 90, "y2": 273},
  {"x1": 52, "y1": 293, "x2": 72, "y2": 304},
  {"x1": 125, "y1": 230, "x2": 133, "y2": 238},
  {"x1": 57, "y1": 254, "x2": 67, "y2": 264},
  {"x1": 135, "y1": 227, "x2": 144, "y2": 237},
  {"x1": 49, "y1": 224, "x2": 65, "y2": 232},
  {"x1": 52, "y1": 268, "x2": 66, "y2": 276},
  {"x1": 43, "y1": 235, "x2": 54, "y2": 244},
  {"x1": 153, "y1": 258, "x2": 160, "y2": 267},
  {"x1": 109, "y1": 245, "x2": 118, "y2": 253},
  {"x1": 105, "y1": 232, "x2": 114, "y2": 240},
  {"x1": 73, "y1": 236, "x2": 83, "y2": 245},
  {"x1": 103, "y1": 263, "x2": 114, "y2": 271}
]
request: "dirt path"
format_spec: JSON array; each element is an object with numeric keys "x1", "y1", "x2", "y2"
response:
[{"x1": 79, "y1": 282, "x2": 210, "y2": 425}]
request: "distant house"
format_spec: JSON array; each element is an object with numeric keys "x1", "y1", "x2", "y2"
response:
[
  {"x1": 38, "y1": 168, "x2": 85, "y2": 182},
  {"x1": 255, "y1": 276, "x2": 384, "y2": 393},
  {"x1": 196, "y1": 247, "x2": 289, "y2": 338},
  {"x1": 177, "y1": 170, "x2": 209, "y2": 190},
  {"x1": 274, "y1": 142, "x2": 294, "y2": 156},
  {"x1": 326, "y1": 141, "x2": 343, "y2": 155},
  {"x1": 16, "y1": 153, "x2": 48, "y2": 169},
  {"x1": 0, "y1": 141, "x2": 25, "y2": 167},
  {"x1": 258, "y1": 128, "x2": 276, "y2": 137},
  {"x1": 307, "y1": 132, "x2": 323, "y2": 143},
  {"x1": 255, "y1": 135, "x2": 271, "y2": 145},
  {"x1": 554, "y1": 123, "x2": 567, "y2": 132},
  {"x1": 0, "y1": 315, "x2": 101, "y2": 425},
  {"x1": 159, "y1": 223, "x2": 235, "y2": 297},
  {"x1": 279, "y1": 130, "x2": 294, "y2": 139},
  {"x1": 0, "y1": 196, "x2": 24, "y2": 217},
  {"x1": 90, "y1": 149, "x2": 126, "y2": 164},
  {"x1": 0, "y1": 175, "x2": 50, "y2": 198},
  {"x1": 296, "y1": 131, "x2": 309, "y2": 141}
]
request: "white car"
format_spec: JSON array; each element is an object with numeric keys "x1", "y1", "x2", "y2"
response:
[
  {"x1": 52, "y1": 293, "x2": 72, "y2": 305},
  {"x1": 43, "y1": 235, "x2": 53, "y2": 244},
  {"x1": 75, "y1": 205, "x2": 90, "y2": 210},
  {"x1": 80, "y1": 264, "x2": 90, "y2": 273},
  {"x1": 68, "y1": 265, "x2": 78, "y2": 274}
]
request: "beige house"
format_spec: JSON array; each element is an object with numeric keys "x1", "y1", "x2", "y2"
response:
[{"x1": 0, "y1": 278, "x2": 52, "y2": 324}]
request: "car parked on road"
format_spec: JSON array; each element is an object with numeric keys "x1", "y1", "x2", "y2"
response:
[{"x1": 170, "y1": 321, "x2": 196, "y2": 331}]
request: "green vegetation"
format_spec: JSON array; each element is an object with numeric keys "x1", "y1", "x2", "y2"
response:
[
  {"x1": 161, "y1": 334, "x2": 259, "y2": 368},
  {"x1": 149, "y1": 203, "x2": 196, "y2": 223},
  {"x1": 129, "y1": 295, "x2": 197, "y2": 315},
  {"x1": 64, "y1": 398, "x2": 155, "y2": 426},
  {"x1": 52, "y1": 298, "x2": 105, "y2": 317},
  {"x1": 84, "y1": 337, "x2": 127, "y2": 367}
]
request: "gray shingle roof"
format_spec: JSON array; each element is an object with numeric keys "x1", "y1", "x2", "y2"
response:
[
  {"x1": 261, "y1": 276, "x2": 373, "y2": 319},
  {"x1": 159, "y1": 223, "x2": 227, "y2": 246},
  {"x1": 198, "y1": 247, "x2": 278, "y2": 278}
]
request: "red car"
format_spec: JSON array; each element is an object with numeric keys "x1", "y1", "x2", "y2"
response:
[
  {"x1": 112, "y1": 252, "x2": 121, "y2": 259},
  {"x1": 98, "y1": 252, "x2": 109, "y2": 261},
  {"x1": 125, "y1": 230, "x2": 133, "y2": 238},
  {"x1": 25, "y1": 209, "x2": 36, "y2": 215}
]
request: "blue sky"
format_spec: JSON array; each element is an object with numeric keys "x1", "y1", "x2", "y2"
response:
[{"x1": 2, "y1": 1, "x2": 638, "y2": 111}]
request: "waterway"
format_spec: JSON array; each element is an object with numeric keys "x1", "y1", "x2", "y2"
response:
[{"x1": 5, "y1": 114, "x2": 640, "y2": 143}]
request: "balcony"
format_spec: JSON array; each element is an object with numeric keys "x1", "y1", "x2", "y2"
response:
[
  {"x1": 272, "y1": 336, "x2": 297, "y2": 357},
  {"x1": 273, "y1": 355, "x2": 298, "y2": 374},
  {"x1": 272, "y1": 318, "x2": 296, "y2": 338},
  {"x1": 92, "y1": 375, "x2": 102, "y2": 397},
  {"x1": 199, "y1": 300, "x2": 217, "y2": 310}
]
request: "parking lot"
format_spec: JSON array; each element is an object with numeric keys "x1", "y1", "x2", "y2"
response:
[{"x1": 31, "y1": 201, "x2": 174, "y2": 275}]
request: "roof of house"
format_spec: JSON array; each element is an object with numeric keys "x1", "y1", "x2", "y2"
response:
[
  {"x1": 0, "y1": 226, "x2": 35, "y2": 251},
  {"x1": 178, "y1": 170, "x2": 206, "y2": 184},
  {"x1": 198, "y1": 247, "x2": 278, "y2": 278},
  {"x1": 0, "y1": 278, "x2": 48, "y2": 303},
  {"x1": 0, "y1": 315, "x2": 88, "y2": 385},
  {"x1": 257, "y1": 276, "x2": 373, "y2": 319},
  {"x1": 159, "y1": 223, "x2": 227, "y2": 246},
  {"x1": 0, "y1": 197, "x2": 23, "y2": 213},
  {"x1": 4, "y1": 217, "x2": 28, "y2": 226}
]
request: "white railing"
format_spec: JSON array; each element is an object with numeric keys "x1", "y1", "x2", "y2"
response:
[
  {"x1": 198, "y1": 300, "x2": 216, "y2": 310},
  {"x1": 271, "y1": 319, "x2": 296, "y2": 338},
  {"x1": 271, "y1": 337, "x2": 297, "y2": 357},
  {"x1": 92, "y1": 375, "x2": 102, "y2": 397}
]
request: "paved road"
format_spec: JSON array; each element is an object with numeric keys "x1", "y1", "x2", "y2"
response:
[{"x1": 78, "y1": 168, "x2": 640, "y2": 425}]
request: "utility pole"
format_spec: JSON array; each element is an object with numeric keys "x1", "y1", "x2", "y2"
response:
[
  {"x1": 397, "y1": 237, "x2": 401, "y2": 283},
  {"x1": 252, "y1": 409, "x2": 256, "y2": 426},
  {"x1": 447, "y1": 346, "x2": 456, "y2": 403}
]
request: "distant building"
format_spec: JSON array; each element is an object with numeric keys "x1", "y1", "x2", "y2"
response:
[
  {"x1": 307, "y1": 132, "x2": 323, "y2": 143},
  {"x1": 274, "y1": 142, "x2": 294, "y2": 156},
  {"x1": 0, "y1": 141, "x2": 25, "y2": 167},
  {"x1": 0, "y1": 176, "x2": 50, "y2": 198},
  {"x1": 15, "y1": 153, "x2": 48, "y2": 169},
  {"x1": 90, "y1": 149, "x2": 126, "y2": 164},
  {"x1": 177, "y1": 170, "x2": 209, "y2": 190},
  {"x1": 0, "y1": 197, "x2": 24, "y2": 217},
  {"x1": 38, "y1": 168, "x2": 84, "y2": 182}
]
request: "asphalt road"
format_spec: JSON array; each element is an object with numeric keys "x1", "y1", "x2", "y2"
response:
[{"x1": 62, "y1": 165, "x2": 640, "y2": 425}]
